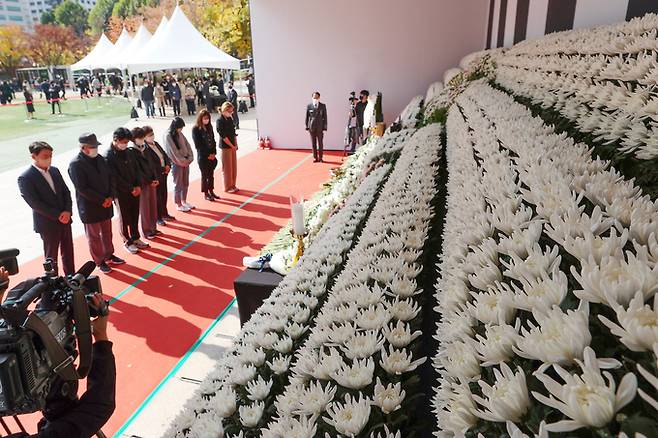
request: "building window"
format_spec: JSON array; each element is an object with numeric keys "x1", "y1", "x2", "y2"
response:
[
  {"x1": 0, "y1": 15, "x2": 6, "y2": 20},
  {"x1": 9, "y1": 15, "x2": 24, "y2": 21},
  {"x1": 7, "y1": 5, "x2": 21, "y2": 11}
]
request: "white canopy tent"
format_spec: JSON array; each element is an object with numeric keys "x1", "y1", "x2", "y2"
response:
[
  {"x1": 117, "y1": 24, "x2": 152, "y2": 70},
  {"x1": 70, "y1": 34, "x2": 114, "y2": 71},
  {"x1": 96, "y1": 28, "x2": 133, "y2": 70},
  {"x1": 127, "y1": 6, "x2": 240, "y2": 74}
]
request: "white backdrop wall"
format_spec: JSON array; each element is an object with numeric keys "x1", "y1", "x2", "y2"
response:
[{"x1": 249, "y1": 0, "x2": 489, "y2": 150}]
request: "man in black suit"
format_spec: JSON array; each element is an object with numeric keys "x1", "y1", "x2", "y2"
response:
[
  {"x1": 305, "y1": 91, "x2": 328, "y2": 162},
  {"x1": 69, "y1": 133, "x2": 125, "y2": 275},
  {"x1": 17, "y1": 141, "x2": 75, "y2": 275}
]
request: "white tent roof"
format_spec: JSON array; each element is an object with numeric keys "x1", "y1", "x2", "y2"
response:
[
  {"x1": 96, "y1": 28, "x2": 133, "y2": 70},
  {"x1": 71, "y1": 34, "x2": 114, "y2": 71},
  {"x1": 127, "y1": 6, "x2": 240, "y2": 73},
  {"x1": 117, "y1": 24, "x2": 152, "y2": 69}
]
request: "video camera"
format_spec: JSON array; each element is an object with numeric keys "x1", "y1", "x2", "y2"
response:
[{"x1": 0, "y1": 248, "x2": 108, "y2": 417}]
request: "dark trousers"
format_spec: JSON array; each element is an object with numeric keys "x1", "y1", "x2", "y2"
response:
[
  {"x1": 165, "y1": 93, "x2": 172, "y2": 106},
  {"x1": 39, "y1": 224, "x2": 74, "y2": 275},
  {"x1": 51, "y1": 99, "x2": 61, "y2": 114},
  {"x1": 199, "y1": 158, "x2": 218, "y2": 193},
  {"x1": 84, "y1": 220, "x2": 114, "y2": 266},
  {"x1": 156, "y1": 172, "x2": 170, "y2": 220},
  {"x1": 310, "y1": 130, "x2": 324, "y2": 161},
  {"x1": 185, "y1": 99, "x2": 196, "y2": 115},
  {"x1": 232, "y1": 111, "x2": 239, "y2": 129},
  {"x1": 249, "y1": 92, "x2": 255, "y2": 107},
  {"x1": 173, "y1": 99, "x2": 181, "y2": 116},
  {"x1": 116, "y1": 191, "x2": 140, "y2": 244}
]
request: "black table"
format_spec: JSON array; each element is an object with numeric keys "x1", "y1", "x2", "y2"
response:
[{"x1": 233, "y1": 268, "x2": 284, "y2": 326}]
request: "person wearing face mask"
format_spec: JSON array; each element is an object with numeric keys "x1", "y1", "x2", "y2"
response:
[
  {"x1": 106, "y1": 127, "x2": 149, "y2": 255},
  {"x1": 131, "y1": 127, "x2": 162, "y2": 239},
  {"x1": 143, "y1": 125, "x2": 175, "y2": 226},
  {"x1": 17, "y1": 141, "x2": 75, "y2": 275},
  {"x1": 192, "y1": 109, "x2": 219, "y2": 201},
  {"x1": 164, "y1": 117, "x2": 195, "y2": 211},
  {"x1": 305, "y1": 91, "x2": 328, "y2": 162},
  {"x1": 68, "y1": 133, "x2": 125, "y2": 274},
  {"x1": 184, "y1": 79, "x2": 197, "y2": 116},
  {"x1": 216, "y1": 102, "x2": 239, "y2": 193},
  {"x1": 170, "y1": 80, "x2": 182, "y2": 117},
  {"x1": 227, "y1": 82, "x2": 239, "y2": 129}
]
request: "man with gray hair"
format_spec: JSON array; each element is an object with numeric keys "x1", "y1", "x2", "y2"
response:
[{"x1": 68, "y1": 132, "x2": 125, "y2": 274}]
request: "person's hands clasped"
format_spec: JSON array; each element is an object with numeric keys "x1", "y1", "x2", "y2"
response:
[
  {"x1": 89, "y1": 293, "x2": 109, "y2": 342},
  {"x1": 58, "y1": 211, "x2": 71, "y2": 224},
  {"x1": 102, "y1": 197, "x2": 112, "y2": 208},
  {"x1": 131, "y1": 186, "x2": 141, "y2": 197}
]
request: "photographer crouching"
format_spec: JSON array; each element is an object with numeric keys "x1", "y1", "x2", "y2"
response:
[{"x1": 0, "y1": 257, "x2": 116, "y2": 438}]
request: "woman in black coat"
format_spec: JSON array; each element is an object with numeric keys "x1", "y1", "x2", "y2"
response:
[{"x1": 192, "y1": 109, "x2": 219, "y2": 201}]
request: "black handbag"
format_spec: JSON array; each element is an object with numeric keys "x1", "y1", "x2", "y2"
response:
[
  {"x1": 130, "y1": 107, "x2": 139, "y2": 119},
  {"x1": 136, "y1": 99, "x2": 142, "y2": 109}
]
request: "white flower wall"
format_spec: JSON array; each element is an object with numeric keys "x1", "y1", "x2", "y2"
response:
[{"x1": 433, "y1": 81, "x2": 658, "y2": 437}]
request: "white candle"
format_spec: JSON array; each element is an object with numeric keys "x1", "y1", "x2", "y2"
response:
[{"x1": 291, "y1": 202, "x2": 306, "y2": 235}]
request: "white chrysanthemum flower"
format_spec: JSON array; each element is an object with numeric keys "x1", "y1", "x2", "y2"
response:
[
  {"x1": 505, "y1": 420, "x2": 548, "y2": 438},
  {"x1": 466, "y1": 286, "x2": 516, "y2": 325},
  {"x1": 295, "y1": 381, "x2": 336, "y2": 415},
  {"x1": 510, "y1": 268, "x2": 568, "y2": 312},
  {"x1": 501, "y1": 244, "x2": 560, "y2": 283},
  {"x1": 369, "y1": 425, "x2": 401, "y2": 438},
  {"x1": 572, "y1": 251, "x2": 658, "y2": 307},
  {"x1": 373, "y1": 377, "x2": 406, "y2": 414},
  {"x1": 239, "y1": 401, "x2": 265, "y2": 428},
  {"x1": 380, "y1": 346, "x2": 427, "y2": 375},
  {"x1": 355, "y1": 303, "x2": 392, "y2": 330},
  {"x1": 473, "y1": 362, "x2": 530, "y2": 422},
  {"x1": 515, "y1": 302, "x2": 591, "y2": 365},
  {"x1": 187, "y1": 411, "x2": 224, "y2": 438},
  {"x1": 382, "y1": 320, "x2": 422, "y2": 348},
  {"x1": 437, "y1": 340, "x2": 480, "y2": 381},
  {"x1": 388, "y1": 297, "x2": 421, "y2": 321},
  {"x1": 330, "y1": 357, "x2": 374, "y2": 389},
  {"x1": 246, "y1": 375, "x2": 273, "y2": 401},
  {"x1": 599, "y1": 291, "x2": 658, "y2": 352},
  {"x1": 472, "y1": 321, "x2": 520, "y2": 366},
  {"x1": 267, "y1": 355, "x2": 292, "y2": 375},
  {"x1": 562, "y1": 228, "x2": 627, "y2": 264},
  {"x1": 342, "y1": 330, "x2": 385, "y2": 360},
  {"x1": 497, "y1": 221, "x2": 543, "y2": 258},
  {"x1": 227, "y1": 364, "x2": 257, "y2": 386},
  {"x1": 323, "y1": 393, "x2": 371, "y2": 437},
  {"x1": 205, "y1": 386, "x2": 237, "y2": 418},
  {"x1": 532, "y1": 346, "x2": 637, "y2": 432}
]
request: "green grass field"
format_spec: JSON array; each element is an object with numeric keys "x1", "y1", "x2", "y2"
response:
[
  {"x1": 0, "y1": 96, "x2": 134, "y2": 173},
  {"x1": 0, "y1": 96, "x2": 133, "y2": 141}
]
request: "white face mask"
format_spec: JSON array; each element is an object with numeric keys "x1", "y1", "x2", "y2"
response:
[
  {"x1": 116, "y1": 142, "x2": 128, "y2": 151},
  {"x1": 87, "y1": 148, "x2": 98, "y2": 158}
]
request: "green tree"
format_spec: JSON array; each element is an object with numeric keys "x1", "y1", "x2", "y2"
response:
[
  {"x1": 53, "y1": 0, "x2": 89, "y2": 35},
  {"x1": 88, "y1": 0, "x2": 116, "y2": 34},
  {"x1": 200, "y1": 0, "x2": 251, "y2": 59},
  {"x1": 40, "y1": 9, "x2": 56, "y2": 24}
]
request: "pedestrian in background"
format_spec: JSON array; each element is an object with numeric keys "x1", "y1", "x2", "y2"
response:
[
  {"x1": 141, "y1": 80, "x2": 155, "y2": 119},
  {"x1": 23, "y1": 86, "x2": 35, "y2": 120},
  {"x1": 184, "y1": 79, "x2": 197, "y2": 115},
  {"x1": 171, "y1": 79, "x2": 182, "y2": 117},
  {"x1": 227, "y1": 82, "x2": 239, "y2": 129},
  {"x1": 143, "y1": 125, "x2": 175, "y2": 226},
  {"x1": 192, "y1": 109, "x2": 219, "y2": 201},
  {"x1": 131, "y1": 127, "x2": 161, "y2": 240},
  {"x1": 69, "y1": 133, "x2": 125, "y2": 274},
  {"x1": 48, "y1": 81, "x2": 62, "y2": 115},
  {"x1": 106, "y1": 127, "x2": 149, "y2": 254},
  {"x1": 216, "y1": 102, "x2": 238, "y2": 193},
  {"x1": 17, "y1": 141, "x2": 74, "y2": 275},
  {"x1": 164, "y1": 117, "x2": 195, "y2": 212},
  {"x1": 155, "y1": 82, "x2": 166, "y2": 117}
]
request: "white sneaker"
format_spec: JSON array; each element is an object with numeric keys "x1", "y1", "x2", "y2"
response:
[
  {"x1": 176, "y1": 204, "x2": 191, "y2": 212},
  {"x1": 134, "y1": 239, "x2": 150, "y2": 249},
  {"x1": 183, "y1": 202, "x2": 195, "y2": 210},
  {"x1": 124, "y1": 243, "x2": 139, "y2": 254}
]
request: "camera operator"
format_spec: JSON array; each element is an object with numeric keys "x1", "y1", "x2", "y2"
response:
[{"x1": 1, "y1": 273, "x2": 116, "y2": 438}]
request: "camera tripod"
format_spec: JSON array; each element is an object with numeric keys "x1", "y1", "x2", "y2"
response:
[{"x1": 0, "y1": 415, "x2": 107, "y2": 437}]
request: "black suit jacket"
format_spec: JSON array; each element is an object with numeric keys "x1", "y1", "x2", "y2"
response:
[
  {"x1": 68, "y1": 152, "x2": 114, "y2": 225},
  {"x1": 17, "y1": 165, "x2": 72, "y2": 233},
  {"x1": 192, "y1": 125, "x2": 217, "y2": 160},
  {"x1": 305, "y1": 102, "x2": 327, "y2": 132}
]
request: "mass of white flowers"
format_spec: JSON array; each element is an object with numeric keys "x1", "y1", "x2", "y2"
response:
[
  {"x1": 433, "y1": 81, "x2": 658, "y2": 437},
  {"x1": 492, "y1": 13, "x2": 658, "y2": 159}
]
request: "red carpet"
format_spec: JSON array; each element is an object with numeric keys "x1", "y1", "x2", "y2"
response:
[{"x1": 10, "y1": 149, "x2": 342, "y2": 435}]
